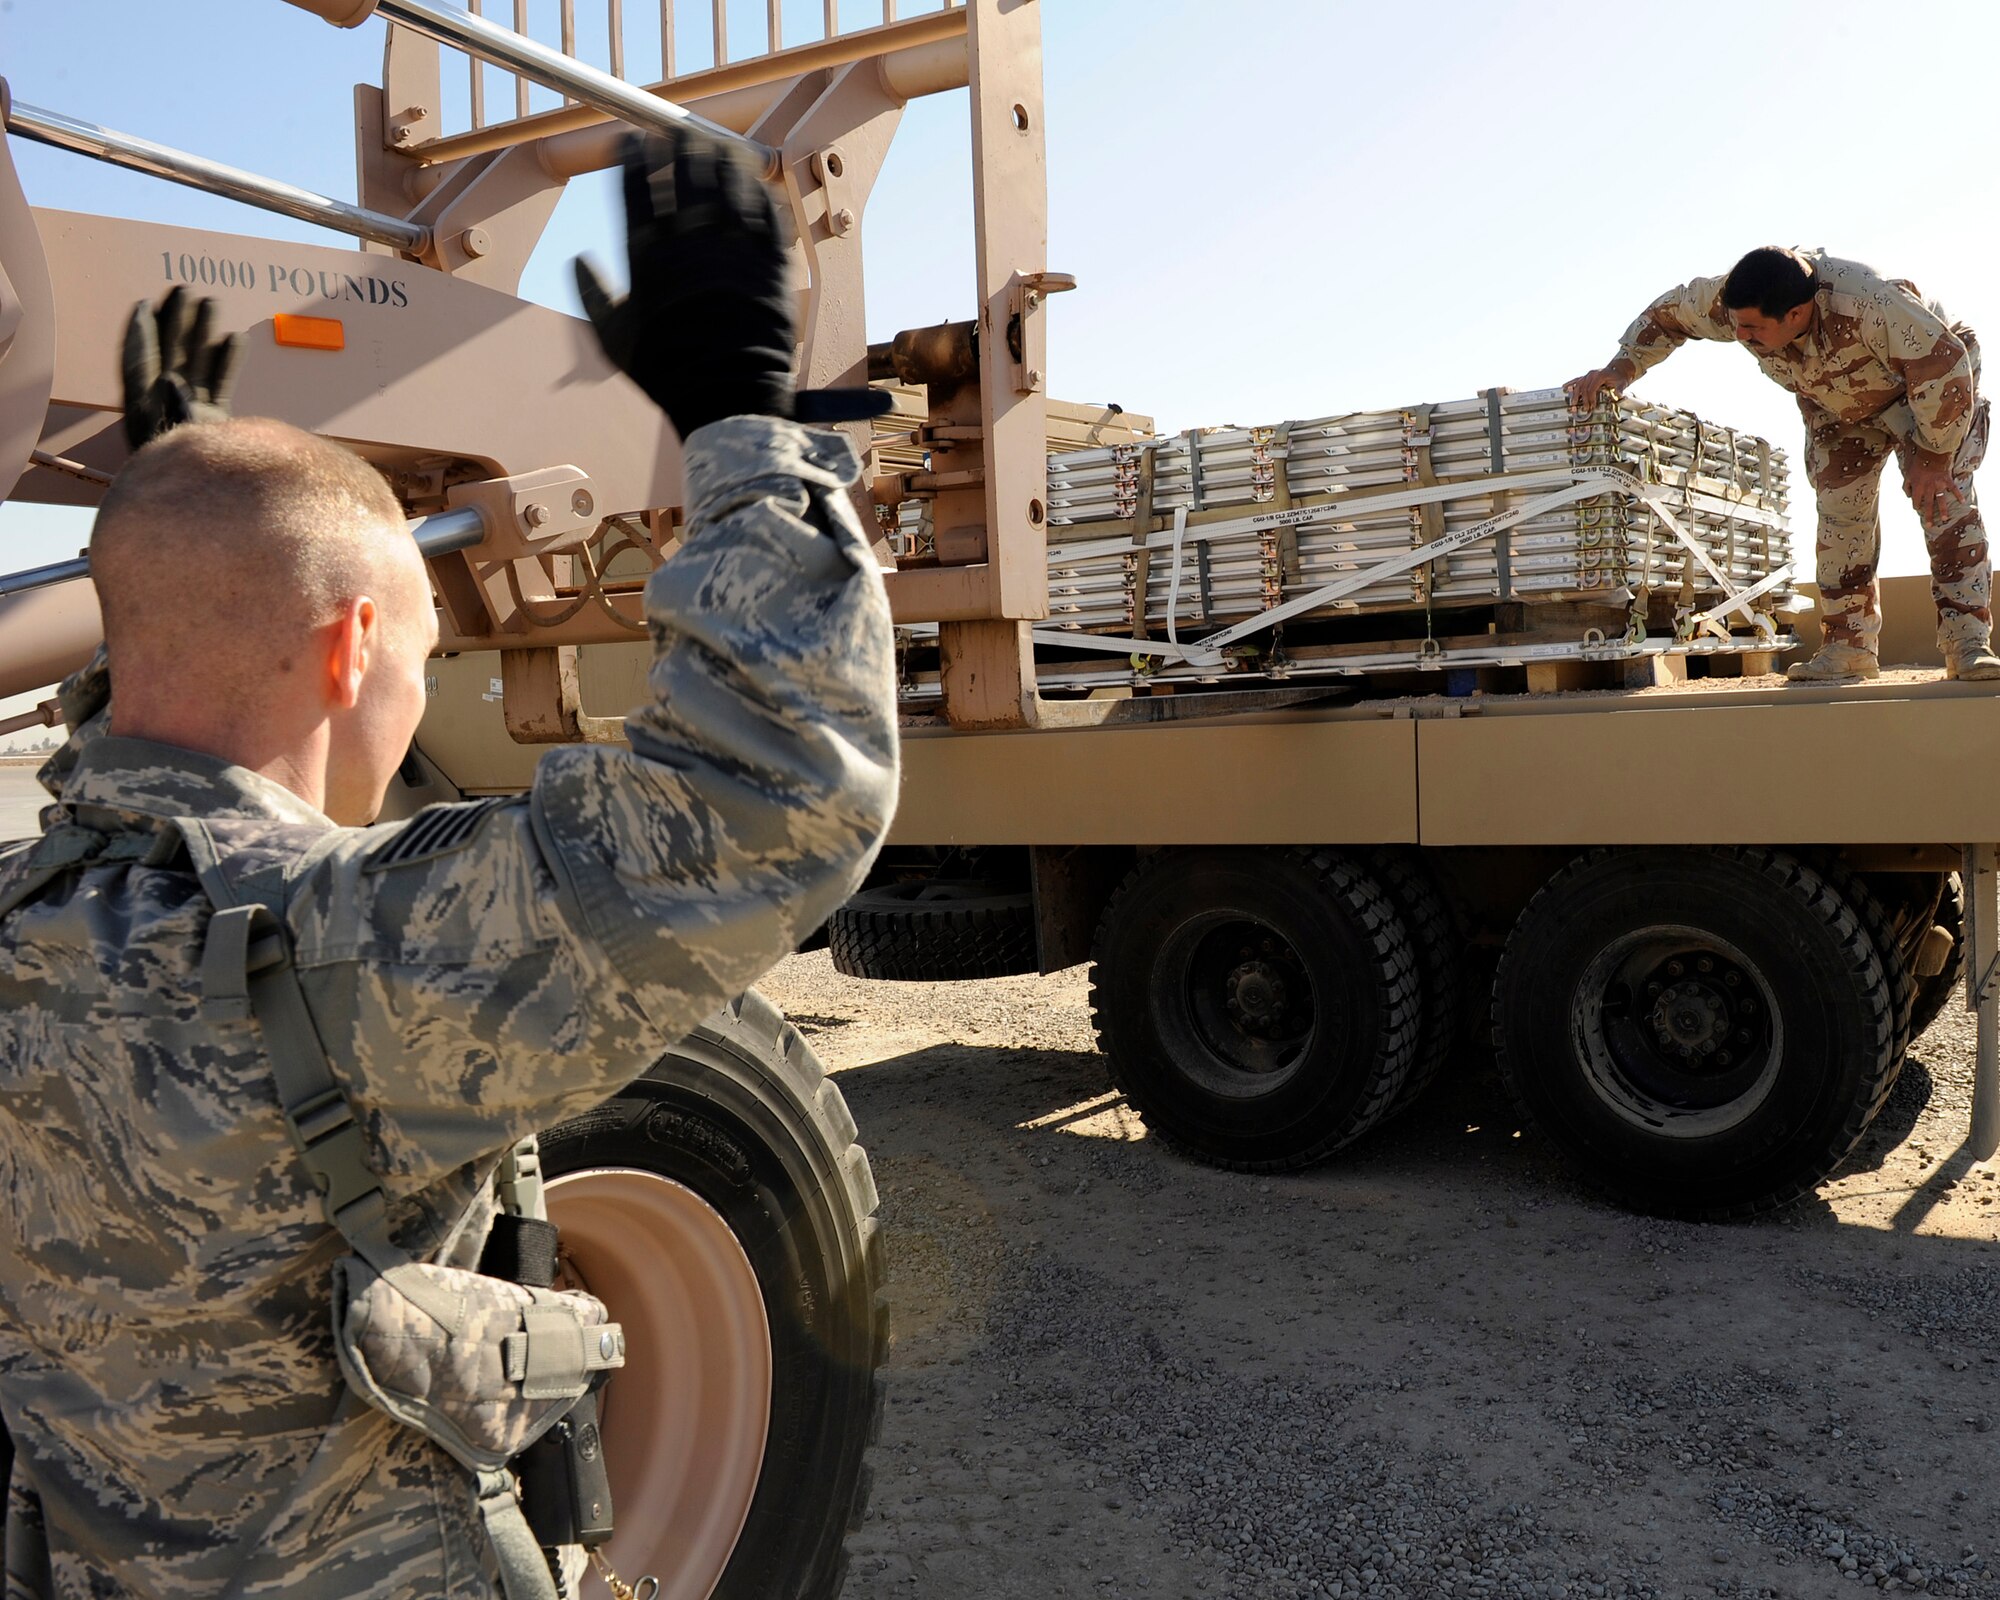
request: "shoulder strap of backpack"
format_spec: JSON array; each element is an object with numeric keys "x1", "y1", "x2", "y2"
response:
[
  {"x1": 177, "y1": 817, "x2": 458, "y2": 1313},
  {"x1": 179, "y1": 817, "x2": 561, "y2": 1600}
]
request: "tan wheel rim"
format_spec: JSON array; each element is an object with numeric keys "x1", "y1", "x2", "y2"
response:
[{"x1": 546, "y1": 1168, "x2": 773, "y2": 1600}]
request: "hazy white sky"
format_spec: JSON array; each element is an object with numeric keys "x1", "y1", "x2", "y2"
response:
[{"x1": 4, "y1": 0, "x2": 1997, "y2": 731}]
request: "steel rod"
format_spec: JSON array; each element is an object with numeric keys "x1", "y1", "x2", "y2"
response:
[
  {"x1": 469, "y1": 0, "x2": 487, "y2": 126},
  {"x1": 0, "y1": 506, "x2": 489, "y2": 603},
  {"x1": 514, "y1": 0, "x2": 531, "y2": 116},
  {"x1": 0, "y1": 701, "x2": 60, "y2": 739},
  {"x1": 0, "y1": 557, "x2": 89, "y2": 599},
  {"x1": 3, "y1": 98, "x2": 431, "y2": 254},
  {"x1": 369, "y1": 0, "x2": 775, "y2": 170},
  {"x1": 411, "y1": 505, "x2": 492, "y2": 557}
]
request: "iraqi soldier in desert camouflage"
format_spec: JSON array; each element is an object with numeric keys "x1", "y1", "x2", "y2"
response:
[
  {"x1": 1567, "y1": 246, "x2": 2000, "y2": 683},
  {"x1": 0, "y1": 129, "x2": 898, "y2": 1597}
]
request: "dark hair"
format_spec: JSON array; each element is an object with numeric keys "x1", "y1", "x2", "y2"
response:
[{"x1": 1721, "y1": 248, "x2": 1817, "y2": 318}]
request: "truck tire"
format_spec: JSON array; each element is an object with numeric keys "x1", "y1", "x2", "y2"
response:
[
  {"x1": 1494, "y1": 847, "x2": 1899, "y2": 1220},
  {"x1": 827, "y1": 880, "x2": 1036, "y2": 981},
  {"x1": 1906, "y1": 873, "x2": 1964, "y2": 1043},
  {"x1": 1089, "y1": 847, "x2": 1420, "y2": 1171},
  {"x1": 1366, "y1": 848, "x2": 1462, "y2": 1120},
  {"x1": 538, "y1": 991, "x2": 885, "y2": 1600},
  {"x1": 1833, "y1": 864, "x2": 1917, "y2": 1082}
]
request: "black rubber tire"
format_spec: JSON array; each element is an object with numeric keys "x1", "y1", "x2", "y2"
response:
[
  {"x1": 827, "y1": 879, "x2": 1036, "y2": 981},
  {"x1": 1494, "y1": 847, "x2": 1899, "y2": 1220},
  {"x1": 538, "y1": 991, "x2": 885, "y2": 1600},
  {"x1": 1089, "y1": 847, "x2": 1420, "y2": 1172},
  {"x1": 1908, "y1": 874, "x2": 1965, "y2": 1043},
  {"x1": 1365, "y1": 848, "x2": 1463, "y2": 1121},
  {"x1": 1830, "y1": 863, "x2": 1917, "y2": 1085}
]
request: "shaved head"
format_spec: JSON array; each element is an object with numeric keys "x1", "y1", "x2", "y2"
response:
[
  {"x1": 91, "y1": 418, "x2": 438, "y2": 823},
  {"x1": 92, "y1": 418, "x2": 426, "y2": 696}
]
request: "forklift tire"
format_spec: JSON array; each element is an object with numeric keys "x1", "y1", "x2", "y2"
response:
[
  {"x1": 827, "y1": 879, "x2": 1037, "y2": 981},
  {"x1": 1907, "y1": 873, "x2": 1965, "y2": 1043},
  {"x1": 539, "y1": 991, "x2": 885, "y2": 1600},
  {"x1": 1090, "y1": 847, "x2": 1420, "y2": 1171},
  {"x1": 1365, "y1": 848, "x2": 1463, "y2": 1121},
  {"x1": 1494, "y1": 847, "x2": 1899, "y2": 1220}
]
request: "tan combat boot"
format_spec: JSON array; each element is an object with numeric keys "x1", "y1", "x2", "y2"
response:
[
  {"x1": 1942, "y1": 637, "x2": 2000, "y2": 680},
  {"x1": 1785, "y1": 642, "x2": 1881, "y2": 683}
]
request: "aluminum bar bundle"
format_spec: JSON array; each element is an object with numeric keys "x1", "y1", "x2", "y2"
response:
[{"x1": 891, "y1": 387, "x2": 1795, "y2": 695}]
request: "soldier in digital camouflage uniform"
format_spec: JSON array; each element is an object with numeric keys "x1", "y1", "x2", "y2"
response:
[
  {"x1": 1567, "y1": 245, "x2": 2000, "y2": 683},
  {"x1": 0, "y1": 130, "x2": 898, "y2": 1597}
]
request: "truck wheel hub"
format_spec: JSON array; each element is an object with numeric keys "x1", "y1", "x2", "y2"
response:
[
  {"x1": 1648, "y1": 981, "x2": 1732, "y2": 1056},
  {"x1": 1226, "y1": 960, "x2": 1289, "y2": 1031}
]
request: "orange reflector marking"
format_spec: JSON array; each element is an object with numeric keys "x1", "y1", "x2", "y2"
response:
[{"x1": 272, "y1": 314, "x2": 345, "y2": 351}]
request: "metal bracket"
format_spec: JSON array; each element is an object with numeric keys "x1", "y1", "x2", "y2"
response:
[
  {"x1": 1977, "y1": 953, "x2": 2000, "y2": 1009},
  {"x1": 444, "y1": 466, "x2": 598, "y2": 561},
  {"x1": 1006, "y1": 270, "x2": 1075, "y2": 396},
  {"x1": 812, "y1": 146, "x2": 855, "y2": 236}
]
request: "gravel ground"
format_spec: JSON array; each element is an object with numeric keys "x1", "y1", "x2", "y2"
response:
[{"x1": 759, "y1": 954, "x2": 2000, "y2": 1600}]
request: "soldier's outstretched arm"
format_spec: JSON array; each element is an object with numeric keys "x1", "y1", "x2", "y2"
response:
[
  {"x1": 293, "y1": 131, "x2": 897, "y2": 1186},
  {"x1": 1565, "y1": 272, "x2": 1732, "y2": 407}
]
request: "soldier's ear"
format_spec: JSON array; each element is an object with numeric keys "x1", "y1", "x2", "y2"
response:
[{"x1": 324, "y1": 597, "x2": 378, "y2": 710}]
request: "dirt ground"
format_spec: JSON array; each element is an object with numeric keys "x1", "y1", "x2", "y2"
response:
[{"x1": 760, "y1": 954, "x2": 2000, "y2": 1600}]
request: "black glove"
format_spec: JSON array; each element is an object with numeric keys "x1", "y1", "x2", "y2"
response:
[
  {"x1": 574, "y1": 129, "x2": 892, "y2": 437},
  {"x1": 122, "y1": 286, "x2": 240, "y2": 450},
  {"x1": 574, "y1": 129, "x2": 797, "y2": 439}
]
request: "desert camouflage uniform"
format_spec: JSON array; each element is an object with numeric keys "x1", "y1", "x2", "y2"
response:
[
  {"x1": 1615, "y1": 249, "x2": 1992, "y2": 652},
  {"x1": 0, "y1": 415, "x2": 899, "y2": 1599}
]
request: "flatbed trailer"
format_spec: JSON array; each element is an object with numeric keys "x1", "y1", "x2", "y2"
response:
[{"x1": 402, "y1": 612, "x2": 2000, "y2": 1222}]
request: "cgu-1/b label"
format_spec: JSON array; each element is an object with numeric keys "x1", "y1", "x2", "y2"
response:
[{"x1": 160, "y1": 250, "x2": 410, "y2": 308}]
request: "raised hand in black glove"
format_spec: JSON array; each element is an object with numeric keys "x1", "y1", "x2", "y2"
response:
[
  {"x1": 122, "y1": 286, "x2": 241, "y2": 450},
  {"x1": 574, "y1": 128, "x2": 797, "y2": 440}
]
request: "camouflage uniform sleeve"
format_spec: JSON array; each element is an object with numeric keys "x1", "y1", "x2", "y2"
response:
[
  {"x1": 1858, "y1": 285, "x2": 1975, "y2": 459},
  {"x1": 293, "y1": 415, "x2": 899, "y2": 1190},
  {"x1": 530, "y1": 414, "x2": 901, "y2": 1013},
  {"x1": 1613, "y1": 273, "x2": 1735, "y2": 377}
]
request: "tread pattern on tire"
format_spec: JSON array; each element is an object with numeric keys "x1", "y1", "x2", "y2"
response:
[
  {"x1": 1823, "y1": 860, "x2": 1917, "y2": 1101},
  {"x1": 702, "y1": 991, "x2": 889, "y2": 1583},
  {"x1": 827, "y1": 890, "x2": 1036, "y2": 982},
  {"x1": 1493, "y1": 845, "x2": 1898, "y2": 1222},
  {"x1": 552, "y1": 991, "x2": 887, "y2": 1600},
  {"x1": 1365, "y1": 848, "x2": 1462, "y2": 1121},
  {"x1": 1088, "y1": 846, "x2": 1421, "y2": 1172}
]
